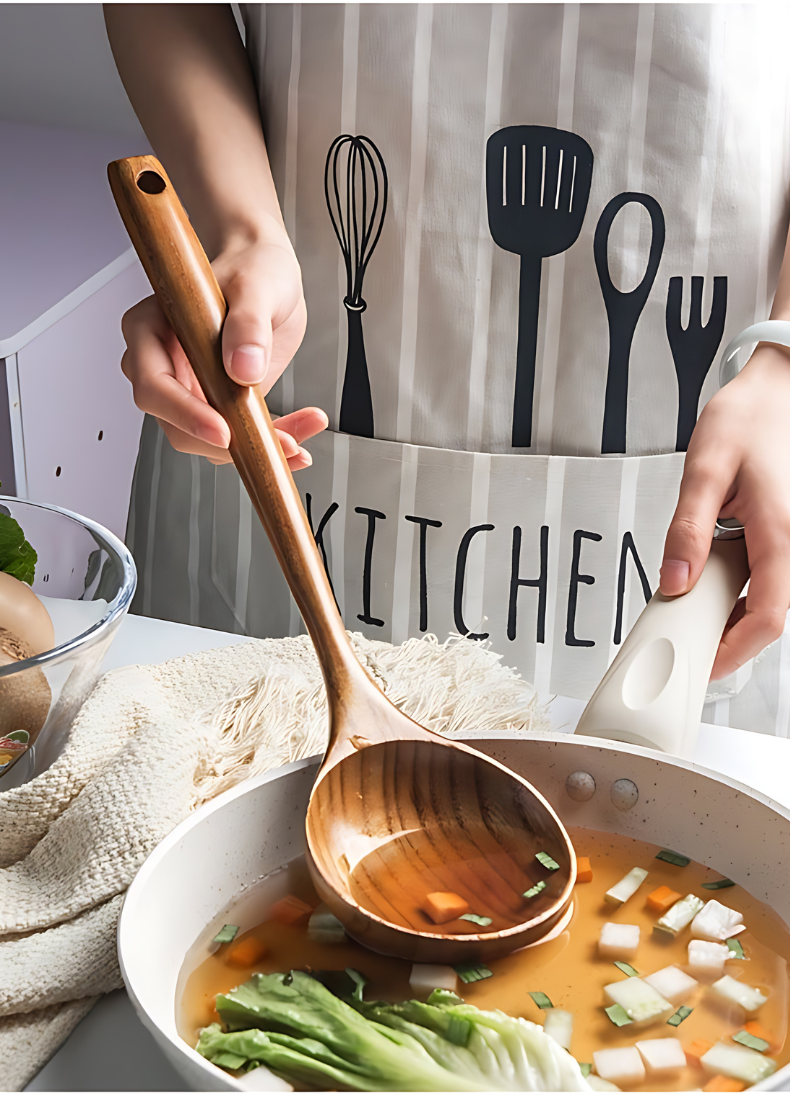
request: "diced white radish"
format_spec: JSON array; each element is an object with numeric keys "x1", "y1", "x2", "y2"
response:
[
  {"x1": 635, "y1": 1038, "x2": 686, "y2": 1074},
  {"x1": 586, "y1": 1075, "x2": 620, "y2": 1091},
  {"x1": 710, "y1": 974, "x2": 768, "y2": 1014},
  {"x1": 598, "y1": 922, "x2": 640, "y2": 959},
  {"x1": 655, "y1": 894, "x2": 704, "y2": 936},
  {"x1": 605, "y1": 867, "x2": 648, "y2": 906},
  {"x1": 687, "y1": 940, "x2": 732, "y2": 981},
  {"x1": 603, "y1": 977, "x2": 673, "y2": 1023},
  {"x1": 700, "y1": 1041, "x2": 777, "y2": 1084},
  {"x1": 691, "y1": 899, "x2": 745, "y2": 942},
  {"x1": 593, "y1": 1047, "x2": 646, "y2": 1086},
  {"x1": 306, "y1": 905, "x2": 347, "y2": 945},
  {"x1": 543, "y1": 1008, "x2": 573, "y2": 1051},
  {"x1": 643, "y1": 965, "x2": 698, "y2": 1005},
  {"x1": 409, "y1": 963, "x2": 458, "y2": 999}
]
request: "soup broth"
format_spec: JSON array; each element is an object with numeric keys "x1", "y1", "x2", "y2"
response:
[{"x1": 178, "y1": 826, "x2": 790, "y2": 1091}]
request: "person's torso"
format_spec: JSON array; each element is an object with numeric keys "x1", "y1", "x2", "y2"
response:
[{"x1": 246, "y1": 2, "x2": 790, "y2": 457}]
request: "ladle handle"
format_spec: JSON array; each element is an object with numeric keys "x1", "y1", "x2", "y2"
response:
[{"x1": 108, "y1": 155, "x2": 364, "y2": 701}]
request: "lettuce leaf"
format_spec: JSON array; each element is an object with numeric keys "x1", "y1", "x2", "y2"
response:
[
  {"x1": 196, "y1": 971, "x2": 589, "y2": 1091},
  {"x1": 0, "y1": 514, "x2": 36, "y2": 585}
]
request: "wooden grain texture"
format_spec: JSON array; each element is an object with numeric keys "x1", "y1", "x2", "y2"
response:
[{"x1": 109, "y1": 155, "x2": 576, "y2": 961}]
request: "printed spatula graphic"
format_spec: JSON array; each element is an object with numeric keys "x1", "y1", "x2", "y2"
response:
[{"x1": 487, "y1": 126, "x2": 593, "y2": 447}]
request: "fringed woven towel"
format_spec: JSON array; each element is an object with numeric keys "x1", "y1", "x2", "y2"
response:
[{"x1": 0, "y1": 631, "x2": 546, "y2": 1090}]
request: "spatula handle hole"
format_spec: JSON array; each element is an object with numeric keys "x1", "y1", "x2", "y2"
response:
[{"x1": 136, "y1": 170, "x2": 166, "y2": 195}]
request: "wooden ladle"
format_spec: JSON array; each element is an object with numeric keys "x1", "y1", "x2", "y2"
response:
[{"x1": 109, "y1": 156, "x2": 576, "y2": 963}]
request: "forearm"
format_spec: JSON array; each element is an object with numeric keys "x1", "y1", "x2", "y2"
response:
[
  {"x1": 770, "y1": 216, "x2": 790, "y2": 322},
  {"x1": 104, "y1": 3, "x2": 286, "y2": 258}
]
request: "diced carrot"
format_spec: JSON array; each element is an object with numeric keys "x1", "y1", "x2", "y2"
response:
[
  {"x1": 226, "y1": 936, "x2": 268, "y2": 968},
  {"x1": 270, "y1": 895, "x2": 315, "y2": 926},
  {"x1": 703, "y1": 1077, "x2": 745, "y2": 1092},
  {"x1": 424, "y1": 892, "x2": 470, "y2": 924},
  {"x1": 685, "y1": 1038, "x2": 714, "y2": 1067},
  {"x1": 575, "y1": 856, "x2": 593, "y2": 883},
  {"x1": 745, "y1": 1020, "x2": 777, "y2": 1050},
  {"x1": 646, "y1": 884, "x2": 682, "y2": 913}
]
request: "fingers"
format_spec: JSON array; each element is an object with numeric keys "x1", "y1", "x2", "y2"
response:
[
  {"x1": 122, "y1": 296, "x2": 231, "y2": 449},
  {"x1": 221, "y1": 272, "x2": 272, "y2": 385},
  {"x1": 710, "y1": 523, "x2": 790, "y2": 679},
  {"x1": 660, "y1": 446, "x2": 737, "y2": 597},
  {"x1": 219, "y1": 247, "x2": 306, "y2": 390},
  {"x1": 273, "y1": 406, "x2": 329, "y2": 444},
  {"x1": 158, "y1": 420, "x2": 233, "y2": 463}
]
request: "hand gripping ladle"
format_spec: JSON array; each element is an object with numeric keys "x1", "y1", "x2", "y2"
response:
[{"x1": 109, "y1": 155, "x2": 575, "y2": 962}]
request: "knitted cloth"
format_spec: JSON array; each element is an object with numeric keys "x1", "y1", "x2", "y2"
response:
[{"x1": 0, "y1": 632, "x2": 544, "y2": 1090}]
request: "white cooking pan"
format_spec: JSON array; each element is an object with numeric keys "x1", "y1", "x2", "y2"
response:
[{"x1": 118, "y1": 733, "x2": 790, "y2": 1092}]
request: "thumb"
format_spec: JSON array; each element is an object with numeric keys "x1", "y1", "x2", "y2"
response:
[
  {"x1": 660, "y1": 463, "x2": 725, "y2": 596},
  {"x1": 220, "y1": 273, "x2": 273, "y2": 387}
]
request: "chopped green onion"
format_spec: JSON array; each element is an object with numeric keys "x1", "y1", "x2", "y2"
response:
[
  {"x1": 667, "y1": 1005, "x2": 693, "y2": 1027},
  {"x1": 655, "y1": 849, "x2": 690, "y2": 867},
  {"x1": 453, "y1": 963, "x2": 493, "y2": 984},
  {"x1": 579, "y1": 1063, "x2": 592, "y2": 1078},
  {"x1": 613, "y1": 961, "x2": 639, "y2": 977},
  {"x1": 702, "y1": 878, "x2": 735, "y2": 890},
  {"x1": 605, "y1": 1003, "x2": 633, "y2": 1027},
  {"x1": 523, "y1": 880, "x2": 547, "y2": 899},
  {"x1": 213, "y1": 924, "x2": 239, "y2": 944},
  {"x1": 726, "y1": 937, "x2": 746, "y2": 960},
  {"x1": 459, "y1": 913, "x2": 493, "y2": 927},
  {"x1": 536, "y1": 851, "x2": 560, "y2": 871},
  {"x1": 346, "y1": 968, "x2": 368, "y2": 1003},
  {"x1": 733, "y1": 1031, "x2": 769, "y2": 1053},
  {"x1": 528, "y1": 991, "x2": 554, "y2": 1009}
]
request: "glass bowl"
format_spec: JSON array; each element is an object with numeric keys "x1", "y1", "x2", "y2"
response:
[{"x1": 0, "y1": 496, "x2": 136, "y2": 788}]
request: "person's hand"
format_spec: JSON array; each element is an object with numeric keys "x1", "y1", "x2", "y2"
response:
[
  {"x1": 119, "y1": 234, "x2": 327, "y2": 469},
  {"x1": 660, "y1": 344, "x2": 790, "y2": 679}
]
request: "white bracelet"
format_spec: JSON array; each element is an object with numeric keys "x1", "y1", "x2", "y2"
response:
[{"x1": 719, "y1": 320, "x2": 790, "y2": 385}]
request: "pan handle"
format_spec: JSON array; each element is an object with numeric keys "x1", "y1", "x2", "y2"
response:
[
  {"x1": 575, "y1": 535, "x2": 749, "y2": 758},
  {"x1": 108, "y1": 156, "x2": 368, "y2": 700}
]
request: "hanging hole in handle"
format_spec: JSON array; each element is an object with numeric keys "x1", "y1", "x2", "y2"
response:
[
  {"x1": 136, "y1": 170, "x2": 166, "y2": 195},
  {"x1": 622, "y1": 636, "x2": 675, "y2": 710}
]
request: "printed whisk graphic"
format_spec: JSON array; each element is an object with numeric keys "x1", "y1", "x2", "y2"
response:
[{"x1": 325, "y1": 134, "x2": 388, "y2": 438}]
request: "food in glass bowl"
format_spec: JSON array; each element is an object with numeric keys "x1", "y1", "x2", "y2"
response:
[
  {"x1": 0, "y1": 496, "x2": 136, "y2": 785},
  {"x1": 0, "y1": 510, "x2": 54, "y2": 775}
]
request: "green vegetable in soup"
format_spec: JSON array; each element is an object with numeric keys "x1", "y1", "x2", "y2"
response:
[
  {"x1": 213, "y1": 924, "x2": 238, "y2": 944},
  {"x1": 453, "y1": 963, "x2": 493, "y2": 984},
  {"x1": 655, "y1": 849, "x2": 690, "y2": 867},
  {"x1": 197, "y1": 971, "x2": 590, "y2": 1090}
]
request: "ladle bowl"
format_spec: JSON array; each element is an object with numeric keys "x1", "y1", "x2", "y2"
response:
[
  {"x1": 307, "y1": 730, "x2": 575, "y2": 962},
  {"x1": 109, "y1": 155, "x2": 576, "y2": 962}
]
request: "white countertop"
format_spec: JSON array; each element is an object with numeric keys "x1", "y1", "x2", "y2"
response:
[{"x1": 26, "y1": 612, "x2": 790, "y2": 1091}]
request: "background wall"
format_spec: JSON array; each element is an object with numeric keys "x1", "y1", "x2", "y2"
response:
[
  {"x1": 0, "y1": 4, "x2": 145, "y2": 136},
  {"x1": 0, "y1": 4, "x2": 148, "y2": 537}
]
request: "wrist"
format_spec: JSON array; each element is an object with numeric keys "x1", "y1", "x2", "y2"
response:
[
  {"x1": 745, "y1": 341, "x2": 790, "y2": 368},
  {"x1": 213, "y1": 210, "x2": 293, "y2": 260}
]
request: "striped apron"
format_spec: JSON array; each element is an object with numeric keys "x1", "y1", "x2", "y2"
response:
[{"x1": 127, "y1": 3, "x2": 790, "y2": 736}]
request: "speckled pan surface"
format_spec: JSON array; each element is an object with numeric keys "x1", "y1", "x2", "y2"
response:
[{"x1": 118, "y1": 733, "x2": 790, "y2": 1092}]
